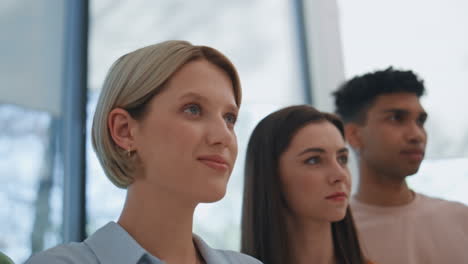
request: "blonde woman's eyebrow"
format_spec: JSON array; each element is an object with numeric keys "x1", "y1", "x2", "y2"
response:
[
  {"x1": 178, "y1": 92, "x2": 208, "y2": 102},
  {"x1": 179, "y1": 92, "x2": 239, "y2": 113}
]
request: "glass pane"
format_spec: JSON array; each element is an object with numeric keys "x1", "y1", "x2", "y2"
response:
[
  {"x1": 337, "y1": 0, "x2": 468, "y2": 204},
  {"x1": 0, "y1": 105, "x2": 63, "y2": 263},
  {"x1": 0, "y1": 0, "x2": 66, "y2": 262},
  {"x1": 87, "y1": 0, "x2": 305, "y2": 250}
]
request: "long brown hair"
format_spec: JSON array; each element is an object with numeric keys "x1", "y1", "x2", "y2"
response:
[{"x1": 241, "y1": 105, "x2": 365, "y2": 264}]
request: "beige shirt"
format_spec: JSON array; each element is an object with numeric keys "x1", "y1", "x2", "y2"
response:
[{"x1": 351, "y1": 193, "x2": 468, "y2": 264}]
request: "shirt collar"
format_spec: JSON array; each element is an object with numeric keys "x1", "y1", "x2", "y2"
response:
[
  {"x1": 193, "y1": 234, "x2": 227, "y2": 263},
  {"x1": 84, "y1": 222, "x2": 163, "y2": 264}
]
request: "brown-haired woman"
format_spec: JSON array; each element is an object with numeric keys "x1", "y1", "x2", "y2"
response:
[{"x1": 241, "y1": 105, "x2": 374, "y2": 264}]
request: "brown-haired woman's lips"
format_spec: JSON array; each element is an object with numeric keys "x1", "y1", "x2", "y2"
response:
[{"x1": 325, "y1": 192, "x2": 347, "y2": 201}]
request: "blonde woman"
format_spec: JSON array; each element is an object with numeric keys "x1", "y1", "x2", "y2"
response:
[{"x1": 26, "y1": 41, "x2": 262, "y2": 264}]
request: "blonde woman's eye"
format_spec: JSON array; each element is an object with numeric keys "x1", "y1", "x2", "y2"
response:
[
  {"x1": 224, "y1": 113, "x2": 237, "y2": 125},
  {"x1": 183, "y1": 104, "x2": 201, "y2": 115}
]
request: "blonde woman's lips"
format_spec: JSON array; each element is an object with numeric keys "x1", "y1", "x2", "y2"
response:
[{"x1": 198, "y1": 155, "x2": 229, "y2": 171}]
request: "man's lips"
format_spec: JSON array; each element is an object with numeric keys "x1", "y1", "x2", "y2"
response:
[
  {"x1": 198, "y1": 155, "x2": 229, "y2": 171},
  {"x1": 400, "y1": 149, "x2": 425, "y2": 161},
  {"x1": 325, "y1": 192, "x2": 347, "y2": 201}
]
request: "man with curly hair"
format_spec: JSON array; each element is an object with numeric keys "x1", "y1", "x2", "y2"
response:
[{"x1": 333, "y1": 67, "x2": 468, "y2": 264}]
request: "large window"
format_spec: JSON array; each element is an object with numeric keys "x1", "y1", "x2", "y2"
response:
[
  {"x1": 337, "y1": 0, "x2": 468, "y2": 204},
  {"x1": 0, "y1": 1, "x2": 65, "y2": 263},
  {"x1": 0, "y1": 106, "x2": 63, "y2": 263},
  {"x1": 87, "y1": 0, "x2": 306, "y2": 250}
]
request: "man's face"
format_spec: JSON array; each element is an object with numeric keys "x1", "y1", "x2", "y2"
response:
[{"x1": 353, "y1": 92, "x2": 427, "y2": 179}]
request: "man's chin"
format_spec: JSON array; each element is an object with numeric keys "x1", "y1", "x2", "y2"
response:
[{"x1": 403, "y1": 165, "x2": 422, "y2": 177}]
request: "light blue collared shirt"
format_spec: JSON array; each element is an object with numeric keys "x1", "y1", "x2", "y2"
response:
[{"x1": 25, "y1": 222, "x2": 262, "y2": 264}]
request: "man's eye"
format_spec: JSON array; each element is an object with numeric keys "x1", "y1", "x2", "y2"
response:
[
  {"x1": 183, "y1": 104, "x2": 201, "y2": 115},
  {"x1": 389, "y1": 113, "x2": 404, "y2": 122},
  {"x1": 417, "y1": 116, "x2": 427, "y2": 126}
]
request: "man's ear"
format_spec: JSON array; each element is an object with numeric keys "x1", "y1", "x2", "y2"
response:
[
  {"x1": 108, "y1": 108, "x2": 137, "y2": 151},
  {"x1": 345, "y1": 123, "x2": 363, "y2": 151}
]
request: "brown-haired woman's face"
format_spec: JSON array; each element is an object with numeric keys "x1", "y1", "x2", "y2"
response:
[
  {"x1": 131, "y1": 59, "x2": 239, "y2": 203},
  {"x1": 279, "y1": 121, "x2": 351, "y2": 222}
]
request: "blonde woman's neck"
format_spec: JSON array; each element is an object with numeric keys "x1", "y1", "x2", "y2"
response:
[{"x1": 118, "y1": 181, "x2": 199, "y2": 264}]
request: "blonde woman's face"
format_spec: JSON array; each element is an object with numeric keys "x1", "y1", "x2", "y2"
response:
[
  {"x1": 279, "y1": 122, "x2": 351, "y2": 223},
  {"x1": 131, "y1": 59, "x2": 238, "y2": 203}
]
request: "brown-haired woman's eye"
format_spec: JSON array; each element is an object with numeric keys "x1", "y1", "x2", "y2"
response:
[{"x1": 338, "y1": 155, "x2": 348, "y2": 165}]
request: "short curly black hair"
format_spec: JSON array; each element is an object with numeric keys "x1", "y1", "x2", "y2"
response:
[{"x1": 333, "y1": 67, "x2": 425, "y2": 124}]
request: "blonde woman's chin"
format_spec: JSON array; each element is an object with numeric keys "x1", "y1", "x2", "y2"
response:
[{"x1": 195, "y1": 183, "x2": 228, "y2": 204}]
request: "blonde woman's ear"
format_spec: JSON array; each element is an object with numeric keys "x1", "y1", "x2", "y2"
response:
[{"x1": 108, "y1": 108, "x2": 136, "y2": 151}]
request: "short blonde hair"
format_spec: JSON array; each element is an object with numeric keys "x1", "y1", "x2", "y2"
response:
[{"x1": 91, "y1": 40, "x2": 241, "y2": 188}]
